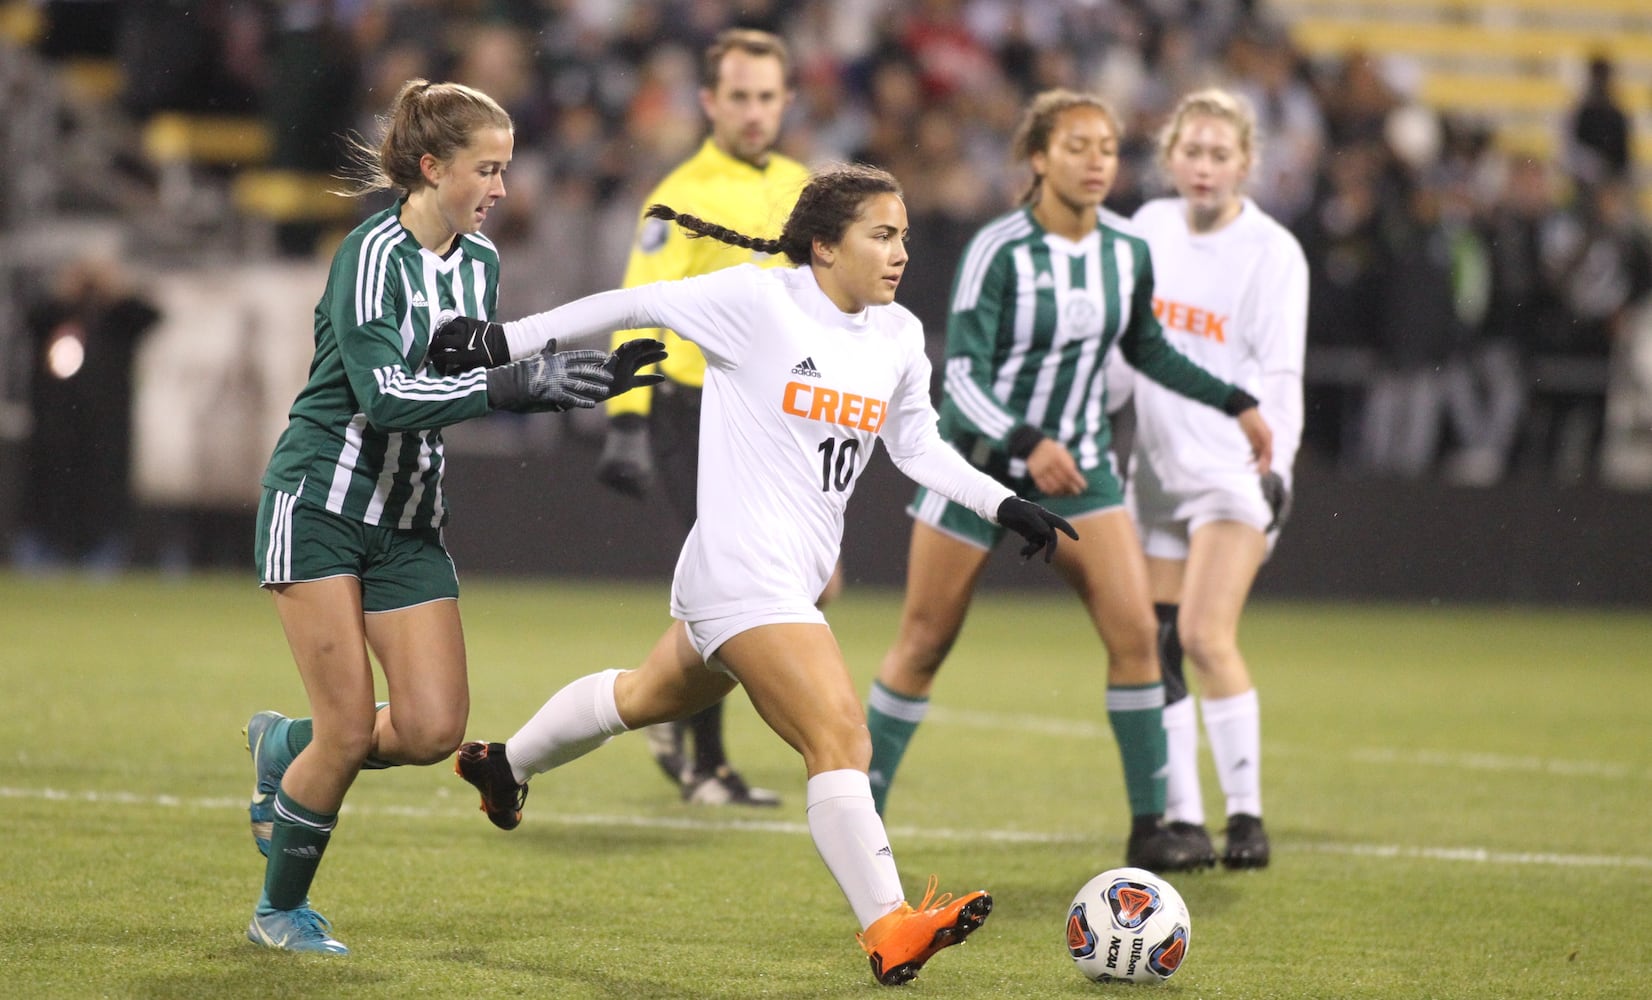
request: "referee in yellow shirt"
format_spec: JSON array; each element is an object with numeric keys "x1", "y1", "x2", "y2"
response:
[{"x1": 596, "y1": 28, "x2": 810, "y2": 806}]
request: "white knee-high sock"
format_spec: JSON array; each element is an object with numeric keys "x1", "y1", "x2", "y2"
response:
[
  {"x1": 505, "y1": 669, "x2": 628, "y2": 783},
  {"x1": 1201, "y1": 689, "x2": 1261, "y2": 818},
  {"x1": 1162, "y1": 697, "x2": 1204, "y2": 825},
  {"x1": 806, "y1": 769, "x2": 906, "y2": 929}
]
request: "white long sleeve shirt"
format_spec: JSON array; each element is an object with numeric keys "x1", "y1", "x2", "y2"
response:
[
  {"x1": 506, "y1": 264, "x2": 1014, "y2": 620},
  {"x1": 1129, "y1": 197, "x2": 1308, "y2": 491}
]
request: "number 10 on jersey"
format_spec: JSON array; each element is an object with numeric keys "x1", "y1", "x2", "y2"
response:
[{"x1": 817, "y1": 437, "x2": 860, "y2": 492}]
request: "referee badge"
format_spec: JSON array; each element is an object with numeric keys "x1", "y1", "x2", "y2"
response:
[{"x1": 638, "y1": 216, "x2": 670, "y2": 254}]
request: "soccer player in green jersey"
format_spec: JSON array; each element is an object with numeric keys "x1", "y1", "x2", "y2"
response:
[
  {"x1": 241, "y1": 79, "x2": 663, "y2": 954},
  {"x1": 863, "y1": 90, "x2": 1272, "y2": 874}
]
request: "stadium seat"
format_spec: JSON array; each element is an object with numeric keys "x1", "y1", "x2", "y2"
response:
[
  {"x1": 1291, "y1": 19, "x2": 1652, "y2": 66},
  {"x1": 231, "y1": 170, "x2": 354, "y2": 224},
  {"x1": 231, "y1": 170, "x2": 359, "y2": 257},
  {"x1": 141, "y1": 112, "x2": 272, "y2": 213}
]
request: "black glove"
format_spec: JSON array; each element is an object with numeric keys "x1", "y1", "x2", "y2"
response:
[
  {"x1": 596, "y1": 413, "x2": 654, "y2": 498},
  {"x1": 604, "y1": 338, "x2": 668, "y2": 399},
  {"x1": 427, "y1": 312, "x2": 510, "y2": 373},
  {"x1": 996, "y1": 496, "x2": 1079, "y2": 563},
  {"x1": 1260, "y1": 470, "x2": 1292, "y2": 532},
  {"x1": 485, "y1": 339, "x2": 613, "y2": 413}
]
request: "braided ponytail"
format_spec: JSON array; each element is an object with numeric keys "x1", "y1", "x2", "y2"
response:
[
  {"x1": 645, "y1": 204, "x2": 785, "y2": 258},
  {"x1": 647, "y1": 164, "x2": 902, "y2": 267}
]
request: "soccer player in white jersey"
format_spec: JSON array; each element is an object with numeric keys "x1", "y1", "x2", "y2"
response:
[
  {"x1": 430, "y1": 165, "x2": 1075, "y2": 986},
  {"x1": 862, "y1": 90, "x2": 1273, "y2": 875},
  {"x1": 1128, "y1": 88, "x2": 1309, "y2": 869},
  {"x1": 240, "y1": 80, "x2": 662, "y2": 955}
]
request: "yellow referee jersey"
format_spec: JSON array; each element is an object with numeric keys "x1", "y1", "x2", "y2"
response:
[{"x1": 606, "y1": 138, "x2": 809, "y2": 417}]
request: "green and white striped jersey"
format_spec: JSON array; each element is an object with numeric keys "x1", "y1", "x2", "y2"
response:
[
  {"x1": 261, "y1": 205, "x2": 497, "y2": 529},
  {"x1": 938, "y1": 206, "x2": 1235, "y2": 473}
]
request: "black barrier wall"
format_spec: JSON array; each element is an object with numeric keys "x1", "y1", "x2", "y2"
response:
[{"x1": 438, "y1": 436, "x2": 1652, "y2": 608}]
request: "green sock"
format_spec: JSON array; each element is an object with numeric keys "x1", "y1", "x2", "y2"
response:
[
  {"x1": 290, "y1": 705, "x2": 397, "y2": 770},
  {"x1": 866, "y1": 681, "x2": 929, "y2": 816},
  {"x1": 1107, "y1": 683, "x2": 1168, "y2": 817},
  {"x1": 284, "y1": 718, "x2": 312, "y2": 758},
  {"x1": 261, "y1": 789, "x2": 336, "y2": 911}
]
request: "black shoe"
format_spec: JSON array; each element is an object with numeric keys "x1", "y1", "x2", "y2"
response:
[
  {"x1": 682, "y1": 765, "x2": 781, "y2": 807},
  {"x1": 644, "y1": 722, "x2": 688, "y2": 790},
  {"x1": 455, "y1": 741, "x2": 528, "y2": 831},
  {"x1": 1166, "y1": 820, "x2": 1218, "y2": 869},
  {"x1": 1222, "y1": 813, "x2": 1270, "y2": 869},
  {"x1": 1125, "y1": 816, "x2": 1207, "y2": 873}
]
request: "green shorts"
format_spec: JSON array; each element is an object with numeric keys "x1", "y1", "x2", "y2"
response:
[
  {"x1": 254, "y1": 488, "x2": 459, "y2": 613},
  {"x1": 908, "y1": 455, "x2": 1125, "y2": 550}
]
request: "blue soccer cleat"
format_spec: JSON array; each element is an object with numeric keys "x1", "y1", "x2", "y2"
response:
[
  {"x1": 243, "y1": 710, "x2": 292, "y2": 858},
  {"x1": 247, "y1": 904, "x2": 349, "y2": 955}
]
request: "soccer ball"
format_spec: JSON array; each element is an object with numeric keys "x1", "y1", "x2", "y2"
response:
[{"x1": 1065, "y1": 867, "x2": 1191, "y2": 983}]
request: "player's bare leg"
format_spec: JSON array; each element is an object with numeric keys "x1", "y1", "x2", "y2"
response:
[{"x1": 718, "y1": 623, "x2": 991, "y2": 986}]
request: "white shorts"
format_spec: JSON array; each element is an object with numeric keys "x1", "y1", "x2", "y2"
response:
[
  {"x1": 1129, "y1": 468, "x2": 1276, "y2": 562},
  {"x1": 681, "y1": 602, "x2": 829, "y2": 674}
]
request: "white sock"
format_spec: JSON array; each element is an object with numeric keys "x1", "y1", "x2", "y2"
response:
[
  {"x1": 1201, "y1": 689, "x2": 1261, "y2": 819},
  {"x1": 505, "y1": 669, "x2": 628, "y2": 783},
  {"x1": 1162, "y1": 697, "x2": 1204, "y2": 825},
  {"x1": 806, "y1": 769, "x2": 905, "y2": 929}
]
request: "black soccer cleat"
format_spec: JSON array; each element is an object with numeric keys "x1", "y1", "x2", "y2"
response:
[
  {"x1": 644, "y1": 722, "x2": 688, "y2": 790},
  {"x1": 1222, "y1": 813, "x2": 1271, "y2": 869},
  {"x1": 1125, "y1": 815, "x2": 1210, "y2": 873},
  {"x1": 1166, "y1": 820, "x2": 1219, "y2": 870},
  {"x1": 455, "y1": 741, "x2": 528, "y2": 831},
  {"x1": 682, "y1": 765, "x2": 782, "y2": 807}
]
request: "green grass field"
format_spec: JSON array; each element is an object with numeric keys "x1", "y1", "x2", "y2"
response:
[{"x1": 2, "y1": 572, "x2": 1649, "y2": 998}]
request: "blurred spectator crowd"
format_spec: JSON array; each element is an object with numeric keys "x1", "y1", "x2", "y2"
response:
[{"x1": 6, "y1": 0, "x2": 1652, "y2": 503}]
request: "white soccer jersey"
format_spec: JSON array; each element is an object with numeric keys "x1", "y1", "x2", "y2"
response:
[
  {"x1": 506, "y1": 265, "x2": 1013, "y2": 622},
  {"x1": 1128, "y1": 197, "x2": 1308, "y2": 494}
]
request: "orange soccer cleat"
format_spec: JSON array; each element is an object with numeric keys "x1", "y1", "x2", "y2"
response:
[
  {"x1": 455, "y1": 740, "x2": 528, "y2": 830},
  {"x1": 856, "y1": 875, "x2": 993, "y2": 986}
]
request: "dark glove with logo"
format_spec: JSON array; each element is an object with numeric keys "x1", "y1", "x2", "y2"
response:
[
  {"x1": 427, "y1": 313, "x2": 510, "y2": 373},
  {"x1": 1260, "y1": 470, "x2": 1292, "y2": 532},
  {"x1": 596, "y1": 413, "x2": 654, "y2": 498},
  {"x1": 996, "y1": 496, "x2": 1079, "y2": 563},
  {"x1": 603, "y1": 338, "x2": 668, "y2": 399},
  {"x1": 485, "y1": 339, "x2": 613, "y2": 413}
]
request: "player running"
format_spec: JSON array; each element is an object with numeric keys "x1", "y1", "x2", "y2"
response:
[{"x1": 433, "y1": 164, "x2": 1075, "y2": 985}]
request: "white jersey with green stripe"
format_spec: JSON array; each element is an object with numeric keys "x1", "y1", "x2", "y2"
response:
[
  {"x1": 261, "y1": 205, "x2": 498, "y2": 529},
  {"x1": 938, "y1": 205, "x2": 1235, "y2": 476}
]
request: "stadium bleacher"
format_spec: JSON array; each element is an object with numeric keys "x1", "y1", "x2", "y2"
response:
[{"x1": 1270, "y1": 0, "x2": 1652, "y2": 211}]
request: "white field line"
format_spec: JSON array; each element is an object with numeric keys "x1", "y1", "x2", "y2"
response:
[
  {"x1": 925, "y1": 707, "x2": 1647, "y2": 781},
  {"x1": 3, "y1": 785, "x2": 1650, "y2": 871}
]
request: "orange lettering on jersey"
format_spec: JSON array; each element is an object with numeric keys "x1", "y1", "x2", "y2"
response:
[
  {"x1": 838, "y1": 393, "x2": 864, "y2": 428},
  {"x1": 808, "y1": 387, "x2": 841, "y2": 422},
  {"x1": 861, "y1": 398, "x2": 885, "y2": 432},
  {"x1": 782, "y1": 381, "x2": 889, "y2": 433},
  {"x1": 1151, "y1": 296, "x2": 1227, "y2": 344},
  {"x1": 782, "y1": 381, "x2": 811, "y2": 417}
]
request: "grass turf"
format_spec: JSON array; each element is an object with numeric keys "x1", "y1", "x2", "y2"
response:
[{"x1": 1, "y1": 573, "x2": 1649, "y2": 998}]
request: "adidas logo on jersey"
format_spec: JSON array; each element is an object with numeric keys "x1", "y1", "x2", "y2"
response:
[
  {"x1": 411, "y1": 290, "x2": 429, "y2": 307},
  {"x1": 1035, "y1": 271, "x2": 1055, "y2": 289},
  {"x1": 790, "y1": 357, "x2": 822, "y2": 378}
]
